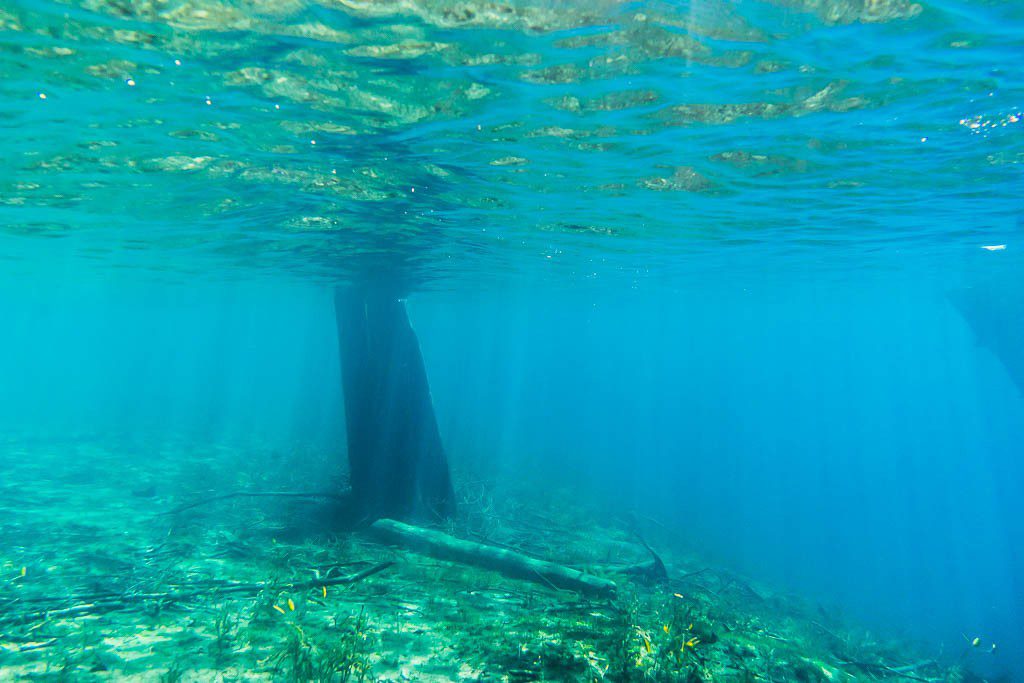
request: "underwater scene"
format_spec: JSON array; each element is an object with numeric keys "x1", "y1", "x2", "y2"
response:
[{"x1": 1, "y1": 0, "x2": 1023, "y2": 680}]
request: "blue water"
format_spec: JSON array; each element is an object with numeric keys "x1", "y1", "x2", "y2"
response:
[{"x1": 2, "y1": 0, "x2": 1023, "y2": 679}]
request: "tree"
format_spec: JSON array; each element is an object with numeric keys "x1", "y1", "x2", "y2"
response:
[{"x1": 334, "y1": 286, "x2": 455, "y2": 523}]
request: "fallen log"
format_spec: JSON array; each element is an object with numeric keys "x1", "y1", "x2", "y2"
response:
[{"x1": 370, "y1": 518, "x2": 617, "y2": 597}]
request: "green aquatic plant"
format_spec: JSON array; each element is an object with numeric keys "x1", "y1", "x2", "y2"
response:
[
  {"x1": 158, "y1": 662, "x2": 186, "y2": 683},
  {"x1": 598, "y1": 588, "x2": 725, "y2": 682},
  {"x1": 327, "y1": 608, "x2": 375, "y2": 683},
  {"x1": 268, "y1": 609, "x2": 374, "y2": 683},
  {"x1": 272, "y1": 625, "x2": 317, "y2": 682},
  {"x1": 48, "y1": 653, "x2": 84, "y2": 683},
  {"x1": 209, "y1": 604, "x2": 238, "y2": 667},
  {"x1": 606, "y1": 593, "x2": 644, "y2": 680}
]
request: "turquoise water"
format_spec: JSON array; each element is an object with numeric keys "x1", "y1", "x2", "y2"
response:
[{"x1": 2, "y1": 0, "x2": 1023, "y2": 680}]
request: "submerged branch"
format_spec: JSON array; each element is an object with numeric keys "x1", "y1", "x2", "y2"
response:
[
  {"x1": 155, "y1": 491, "x2": 349, "y2": 517},
  {"x1": 837, "y1": 658, "x2": 934, "y2": 682},
  {"x1": 0, "y1": 562, "x2": 392, "y2": 626}
]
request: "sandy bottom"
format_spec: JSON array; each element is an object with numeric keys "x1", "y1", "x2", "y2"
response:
[{"x1": 0, "y1": 435, "x2": 955, "y2": 682}]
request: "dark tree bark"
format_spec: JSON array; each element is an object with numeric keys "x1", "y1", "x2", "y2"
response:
[{"x1": 334, "y1": 287, "x2": 455, "y2": 523}]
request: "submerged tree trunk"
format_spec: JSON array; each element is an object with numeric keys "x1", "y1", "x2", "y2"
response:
[
  {"x1": 334, "y1": 287, "x2": 455, "y2": 523},
  {"x1": 950, "y1": 284, "x2": 1024, "y2": 397}
]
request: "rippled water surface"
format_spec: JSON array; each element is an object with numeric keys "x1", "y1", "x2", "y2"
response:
[{"x1": 2, "y1": 0, "x2": 1021, "y2": 284}]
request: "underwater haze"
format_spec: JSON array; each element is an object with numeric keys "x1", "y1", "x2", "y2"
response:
[{"x1": 1, "y1": 0, "x2": 1023, "y2": 681}]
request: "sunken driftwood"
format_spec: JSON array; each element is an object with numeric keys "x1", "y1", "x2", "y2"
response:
[{"x1": 370, "y1": 518, "x2": 617, "y2": 597}]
